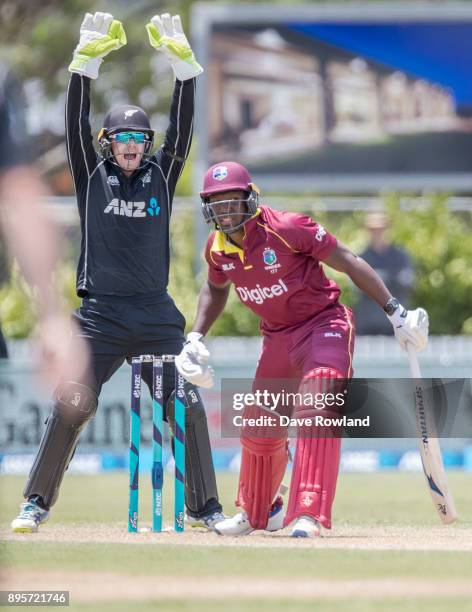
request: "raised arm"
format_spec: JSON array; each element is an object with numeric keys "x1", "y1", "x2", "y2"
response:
[
  {"x1": 65, "y1": 74, "x2": 96, "y2": 186},
  {"x1": 157, "y1": 78, "x2": 196, "y2": 198},
  {"x1": 146, "y1": 13, "x2": 203, "y2": 200},
  {"x1": 67, "y1": 12, "x2": 126, "y2": 188}
]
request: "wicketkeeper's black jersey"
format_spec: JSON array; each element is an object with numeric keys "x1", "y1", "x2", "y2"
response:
[{"x1": 65, "y1": 73, "x2": 195, "y2": 298}]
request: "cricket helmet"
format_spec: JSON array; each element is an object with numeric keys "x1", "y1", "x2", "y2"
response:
[
  {"x1": 98, "y1": 104, "x2": 154, "y2": 168},
  {"x1": 200, "y1": 161, "x2": 260, "y2": 234}
]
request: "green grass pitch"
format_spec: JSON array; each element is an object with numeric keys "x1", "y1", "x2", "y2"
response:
[{"x1": 1, "y1": 471, "x2": 471, "y2": 611}]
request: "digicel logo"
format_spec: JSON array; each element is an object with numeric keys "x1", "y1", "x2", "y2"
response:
[{"x1": 236, "y1": 279, "x2": 288, "y2": 305}]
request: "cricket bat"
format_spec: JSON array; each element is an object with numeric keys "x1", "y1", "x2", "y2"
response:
[{"x1": 407, "y1": 343, "x2": 457, "y2": 524}]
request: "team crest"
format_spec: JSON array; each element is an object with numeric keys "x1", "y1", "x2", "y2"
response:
[
  {"x1": 141, "y1": 168, "x2": 152, "y2": 185},
  {"x1": 263, "y1": 248, "x2": 281, "y2": 274},
  {"x1": 213, "y1": 165, "x2": 228, "y2": 181},
  {"x1": 263, "y1": 249, "x2": 277, "y2": 266}
]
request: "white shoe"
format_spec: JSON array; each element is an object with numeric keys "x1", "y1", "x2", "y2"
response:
[
  {"x1": 215, "y1": 496, "x2": 285, "y2": 536},
  {"x1": 11, "y1": 499, "x2": 50, "y2": 533},
  {"x1": 290, "y1": 515, "x2": 321, "y2": 538},
  {"x1": 187, "y1": 510, "x2": 226, "y2": 532},
  {"x1": 214, "y1": 511, "x2": 253, "y2": 536}
]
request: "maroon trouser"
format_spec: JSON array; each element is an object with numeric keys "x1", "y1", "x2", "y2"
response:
[{"x1": 237, "y1": 303, "x2": 355, "y2": 529}]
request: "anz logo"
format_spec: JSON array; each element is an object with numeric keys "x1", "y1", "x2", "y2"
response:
[{"x1": 104, "y1": 197, "x2": 160, "y2": 219}]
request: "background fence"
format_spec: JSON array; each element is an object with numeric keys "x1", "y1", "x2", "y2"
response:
[{"x1": 1, "y1": 336, "x2": 471, "y2": 476}]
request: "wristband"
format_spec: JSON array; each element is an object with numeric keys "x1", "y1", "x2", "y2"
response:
[
  {"x1": 387, "y1": 304, "x2": 408, "y2": 328},
  {"x1": 383, "y1": 297, "x2": 400, "y2": 316}
]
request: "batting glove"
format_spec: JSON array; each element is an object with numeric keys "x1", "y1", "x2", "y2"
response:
[
  {"x1": 175, "y1": 332, "x2": 214, "y2": 389},
  {"x1": 388, "y1": 306, "x2": 429, "y2": 352},
  {"x1": 146, "y1": 13, "x2": 203, "y2": 81},
  {"x1": 69, "y1": 12, "x2": 126, "y2": 80}
]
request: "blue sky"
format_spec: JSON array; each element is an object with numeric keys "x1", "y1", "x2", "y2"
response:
[{"x1": 288, "y1": 23, "x2": 472, "y2": 109}]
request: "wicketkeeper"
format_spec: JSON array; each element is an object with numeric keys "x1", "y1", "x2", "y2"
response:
[
  {"x1": 175, "y1": 161, "x2": 429, "y2": 537},
  {"x1": 11, "y1": 12, "x2": 224, "y2": 533}
]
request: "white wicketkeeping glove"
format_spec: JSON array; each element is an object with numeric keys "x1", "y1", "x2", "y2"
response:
[
  {"x1": 175, "y1": 332, "x2": 214, "y2": 389},
  {"x1": 146, "y1": 13, "x2": 203, "y2": 81},
  {"x1": 69, "y1": 12, "x2": 127, "y2": 80},
  {"x1": 388, "y1": 306, "x2": 429, "y2": 352}
]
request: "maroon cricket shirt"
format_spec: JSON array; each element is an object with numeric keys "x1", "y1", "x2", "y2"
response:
[{"x1": 205, "y1": 205, "x2": 341, "y2": 333}]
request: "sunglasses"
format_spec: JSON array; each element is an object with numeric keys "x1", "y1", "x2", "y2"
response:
[{"x1": 111, "y1": 131, "x2": 148, "y2": 144}]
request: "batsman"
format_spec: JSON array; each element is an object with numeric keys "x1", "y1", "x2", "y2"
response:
[
  {"x1": 11, "y1": 12, "x2": 224, "y2": 533},
  {"x1": 175, "y1": 161, "x2": 429, "y2": 537}
]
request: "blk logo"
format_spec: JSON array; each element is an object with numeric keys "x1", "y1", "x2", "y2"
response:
[{"x1": 315, "y1": 225, "x2": 327, "y2": 242}]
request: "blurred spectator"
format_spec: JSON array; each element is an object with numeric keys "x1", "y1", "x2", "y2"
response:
[
  {"x1": 355, "y1": 212, "x2": 415, "y2": 335},
  {"x1": 0, "y1": 235, "x2": 9, "y2": 357},
  {"x1": 0, "y1": 62, "x2": 88, "y2": 383}
]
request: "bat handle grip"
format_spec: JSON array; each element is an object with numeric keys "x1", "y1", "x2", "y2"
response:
[{"x1": 406, "y1": 342, "x2": 422, "y2": 378}]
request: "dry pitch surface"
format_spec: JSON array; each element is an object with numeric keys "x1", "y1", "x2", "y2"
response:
[
  {"x1": 2, "y1": 522, "x2": 472, "y2": 551},
  {"x1": 1, "y1": 472, "x2": 472, "y2": 611}
]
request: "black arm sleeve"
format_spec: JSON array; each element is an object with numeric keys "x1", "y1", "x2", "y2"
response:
[
  {"x1": 65, "y1": 74, "x2": 97, "y2": 193},
  {"x1": 155, "y1": 78, "x2": 195, "y2": 202}
]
